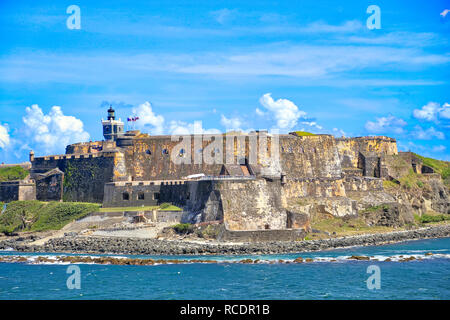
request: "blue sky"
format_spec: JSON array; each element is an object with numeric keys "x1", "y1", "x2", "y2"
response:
[{"x1": 0, "y1": 0, "x2": 449, "y2": 162}]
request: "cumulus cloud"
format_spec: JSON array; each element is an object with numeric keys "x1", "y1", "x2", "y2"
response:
[
  {"x1": 411, "y1": 125, "x2": 445, "y2": 140},
  {"x1": 168, "y1": 120, "x2": 221, "y2": 135},
  {"x1": 413, "y1": 101, "x2": 450, "y2": 122},
  {"x1": 365, "y1": 115, "x2": 407, "y2": 134},
  {"x1": 441, "y1": 9, "x2": 449, "y2": 18},
  {"x1": 440, "y1": 103, "x2": 450, "y2": 119},
  {"x1": 220, "y1": 115, "x2": 243, "y2": 131},
  {"x1": 132, "y1": 101, "x2": 164, "y2": 135},
  {"x1": 22, "y1": 104, "x2": 90, "y2": 154},
  {"x1": 301, "y1": 121, "x2": 323, "y2": 130},
  {"x1": 259, "y1": 93, "x2": 306, "y2": 130},
  {"x1": 255, "y1": 108, "x2": 266, "y2": 116},
  {"x1": 0, "y1": 124, "x2": 10, "y2": 149}
]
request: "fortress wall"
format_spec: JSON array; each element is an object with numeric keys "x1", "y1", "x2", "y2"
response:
[
  {"x1": 0, "y1": 181, "x2": 36, "y2": 202},
  {"x1": 31, "y1": 153, "x2": 118, "y2": 203},
  {"x1": 335, "y1": 136, "x2": 398, "y2": 169},
  {"x1": 121, "y1": 133, "x2": 278, "y2": 181},
  {"x1": 343, "y1": 176, "x2": 384, "y2": 192},
  {"x1": 281, "y1": 178, "x2": 347, "y2": 199},
  {"x1": 279, "y1": 135, "x2": 342, "y2": 179},
  {"x1": 103, "y1": 180, "x2": 188, "y2": 208},
  {"x1": 185, "y1": 179, "x2": 287, "y2": 231}
]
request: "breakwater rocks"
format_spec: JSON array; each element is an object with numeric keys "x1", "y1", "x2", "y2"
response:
[{"x1": 2, "y1": 224, "x2": 450, "y2": 255}]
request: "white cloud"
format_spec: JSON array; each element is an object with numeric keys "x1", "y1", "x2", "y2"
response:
[
  {"x1": 301, "y1": 20, "x2": 363, "y2": 33},
  {"x1": 440, "y1": 9, "x2": 449, "y2": 18},
  {"x1": 365, "y1": 115, "x2": 407, "y2": 134},
  {"x1": 413, "y1": 101, "x2": 450, "y2": 122},
  {"x1": 210, "y1": 8, "x2": 237, "y2": 24},
  {"x1": 411, "y1": 125, "x2": 445, "y2": 140},
  {"x1": 301, "y1": 121, "x2": 323, "y2": 130},
  {"x1": 132, "y1": 101, "x2": 165, "y2": 135},
  {"x1": 255, "y1": 108, "x2": 266, "y2": 116},
  {"x1": 0, "y1": 124, "x2": 10, "y2": 149},
  {"x1": 413, "y1": 102, "x2": 440, "y2": 121},
  {"x1": 220, "y1": 114, "x2": 243, "y2": 130},
  {"x1": 432, "y1": 145, "x2": 446, "y2": 152},
  {"x1": 168, "y1": 120, "x2": 221, "y2": 135},
  {"x1": 333, "y1": 128, "x2": 346, "y2": 137},
  {"x1": 439, "y1": 103, "x2": 450, "y2": 119},
  {"x1": 259, "y1": 93, "x2": 306, "y2": 130},
  {"x1": 22, "y1": 104, "x2": 89, "y2": 154}
]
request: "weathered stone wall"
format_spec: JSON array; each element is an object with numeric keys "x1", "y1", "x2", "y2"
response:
[
  {"x1": 0, "y1": 181, "x2": 36, "y2": 202},
  {"x1": 31, "y1": 152, "x2": 120, "y2": 203},
  {"x1": 184, "y1": 178, "x2": 288, "y2": 231},
  {"x1": 335, "y1": 136, "x2": 397, "y2": 169},
  {"x1": 218, "y1": 228, "x2": 306, "y2": 242},
  {"x1": 281, "y1": 178, "x2": 347, "y2": 199},
  {"x1": 343, "y1": 176, "x2": 384, "y2": 192},
  {"x1": 103, "y1": 180, "x2": 188, "y2": 208},
  {"x1": 279, "y1": 135, "x2": 342, "y2": 179},
  {"x1": 35, "y1": 170, "x2": 64, "y2": 201}
]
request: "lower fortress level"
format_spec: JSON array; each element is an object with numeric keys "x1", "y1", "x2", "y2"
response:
[{"x1": 1, "y1": 119, "x2": 444, "y2": 236}]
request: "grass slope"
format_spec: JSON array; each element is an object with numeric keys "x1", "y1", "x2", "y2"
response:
[
  {"x1": 0, "y1": 201, "x2": 100, "y2": 234},
  {"x1": 415, "y1": 153, "x2": 450, "y2": 185},
  {"x1": 0, "y1": 166, "x2": 29, "y2": 182}
]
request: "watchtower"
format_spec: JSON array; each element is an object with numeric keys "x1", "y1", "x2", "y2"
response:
[{"x1": 102, "y1": 106, "x2": 124, "y2": 141}]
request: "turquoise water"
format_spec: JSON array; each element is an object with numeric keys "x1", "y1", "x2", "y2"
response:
[{"x1": 1, "y1": 237, "x2": 449, "y2": 299}]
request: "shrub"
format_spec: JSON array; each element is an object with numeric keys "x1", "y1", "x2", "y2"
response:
[
  {"x1": 172, "y1": 223, "x2": 193, "y2": 234},
  {"x1": 419, "y1": 214, "x2": 450, "y2": 224}
]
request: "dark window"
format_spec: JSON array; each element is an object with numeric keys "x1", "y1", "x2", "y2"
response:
[
  {"x1": 186, "y1": 192, "x2": 190, "y2": 200},
  {"x1": 153, "y1": 193, "x2": 160, "y2": 200},
  {"x1": 138, "y1": 192, "x2": 145, "y2": 200},
  {"x1": 122, "y1": 192, "x2": 129, "y2": 200},
  {"x1": 162, "y1": 148, "x2": 169, "y2": 155}
]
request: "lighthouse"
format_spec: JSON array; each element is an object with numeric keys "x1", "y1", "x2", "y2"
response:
[{"x1": 102, "y1": 106, "x2": 124, "y2": 141}]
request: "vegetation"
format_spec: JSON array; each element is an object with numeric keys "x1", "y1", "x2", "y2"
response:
[
  {"x1": 0, "y1": 201, "x2": 100, "y2": 234},
  {"x1": 415, "y1": 153, "x2": 450, "y2": 186},
  {"x1": 172, "y1": 223, "x2": 193, "y2": 234},
  {"x1": 0, "y1": 166, "x2": 29, "y2": 182},
  {"x1": 309, "y1": 215, "x2": 395, "y2": 239},
  {"x1": 417, "y1": 213, "x2": 450, "y2": 224},
  {"x1": 99, "y1": 203, "x2": 181, "y2": 212},
  {"x1": 294, "y1": 131, "x2": 316, "y2": 136}
]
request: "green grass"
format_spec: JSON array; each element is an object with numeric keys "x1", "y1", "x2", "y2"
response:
[
  {"x1": 293, "y1": 131, "x2": 316, "y2": 136},
  {"x1": 415, "y1": 153, "x2": 450, "y2": 184},
  {"x1": 418, "y1": 213, "x2": 450, "y2": 224},
  {"x1": 0, "y1": 201, "x2": 100, "y2": 234},
  {"x1": 99, "y1": 203, "x2": 182, "y2": 212},
  {"x1": 0, "y1": 166, "x2": 29, "y2": 182}
]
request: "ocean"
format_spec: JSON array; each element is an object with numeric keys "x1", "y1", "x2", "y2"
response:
[{"x1": 1, "y1": 237, "x2": 449, "y2": 300}]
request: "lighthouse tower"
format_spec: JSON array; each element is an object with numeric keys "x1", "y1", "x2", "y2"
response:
[{"x1": 102, "y1": 106, "x2": 124, "y2": 141}]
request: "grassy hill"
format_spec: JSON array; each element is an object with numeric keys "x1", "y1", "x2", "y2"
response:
[
  {"x1": 0, "y1": 201, "x2": 100, "y2": 234},
  {"x1": 415, "y1": 153, "x2": 450, "y2": 186},
  {"x1": 0, "y1": 166, "x2": 29, "y2": 182}
]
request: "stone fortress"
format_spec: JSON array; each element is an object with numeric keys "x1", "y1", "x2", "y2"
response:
[{"x1": 1, "y1": 107, "x2": 448, "y2": 240}]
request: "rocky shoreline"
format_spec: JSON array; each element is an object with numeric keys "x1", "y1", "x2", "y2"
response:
[{"x1": 1, "y1": 224, "x2": 449, "y2": 256}]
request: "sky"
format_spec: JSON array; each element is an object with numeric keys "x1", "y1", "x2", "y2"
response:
[{"x1": 0, "y1": 0, "x2": 449, "y2": 162}]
